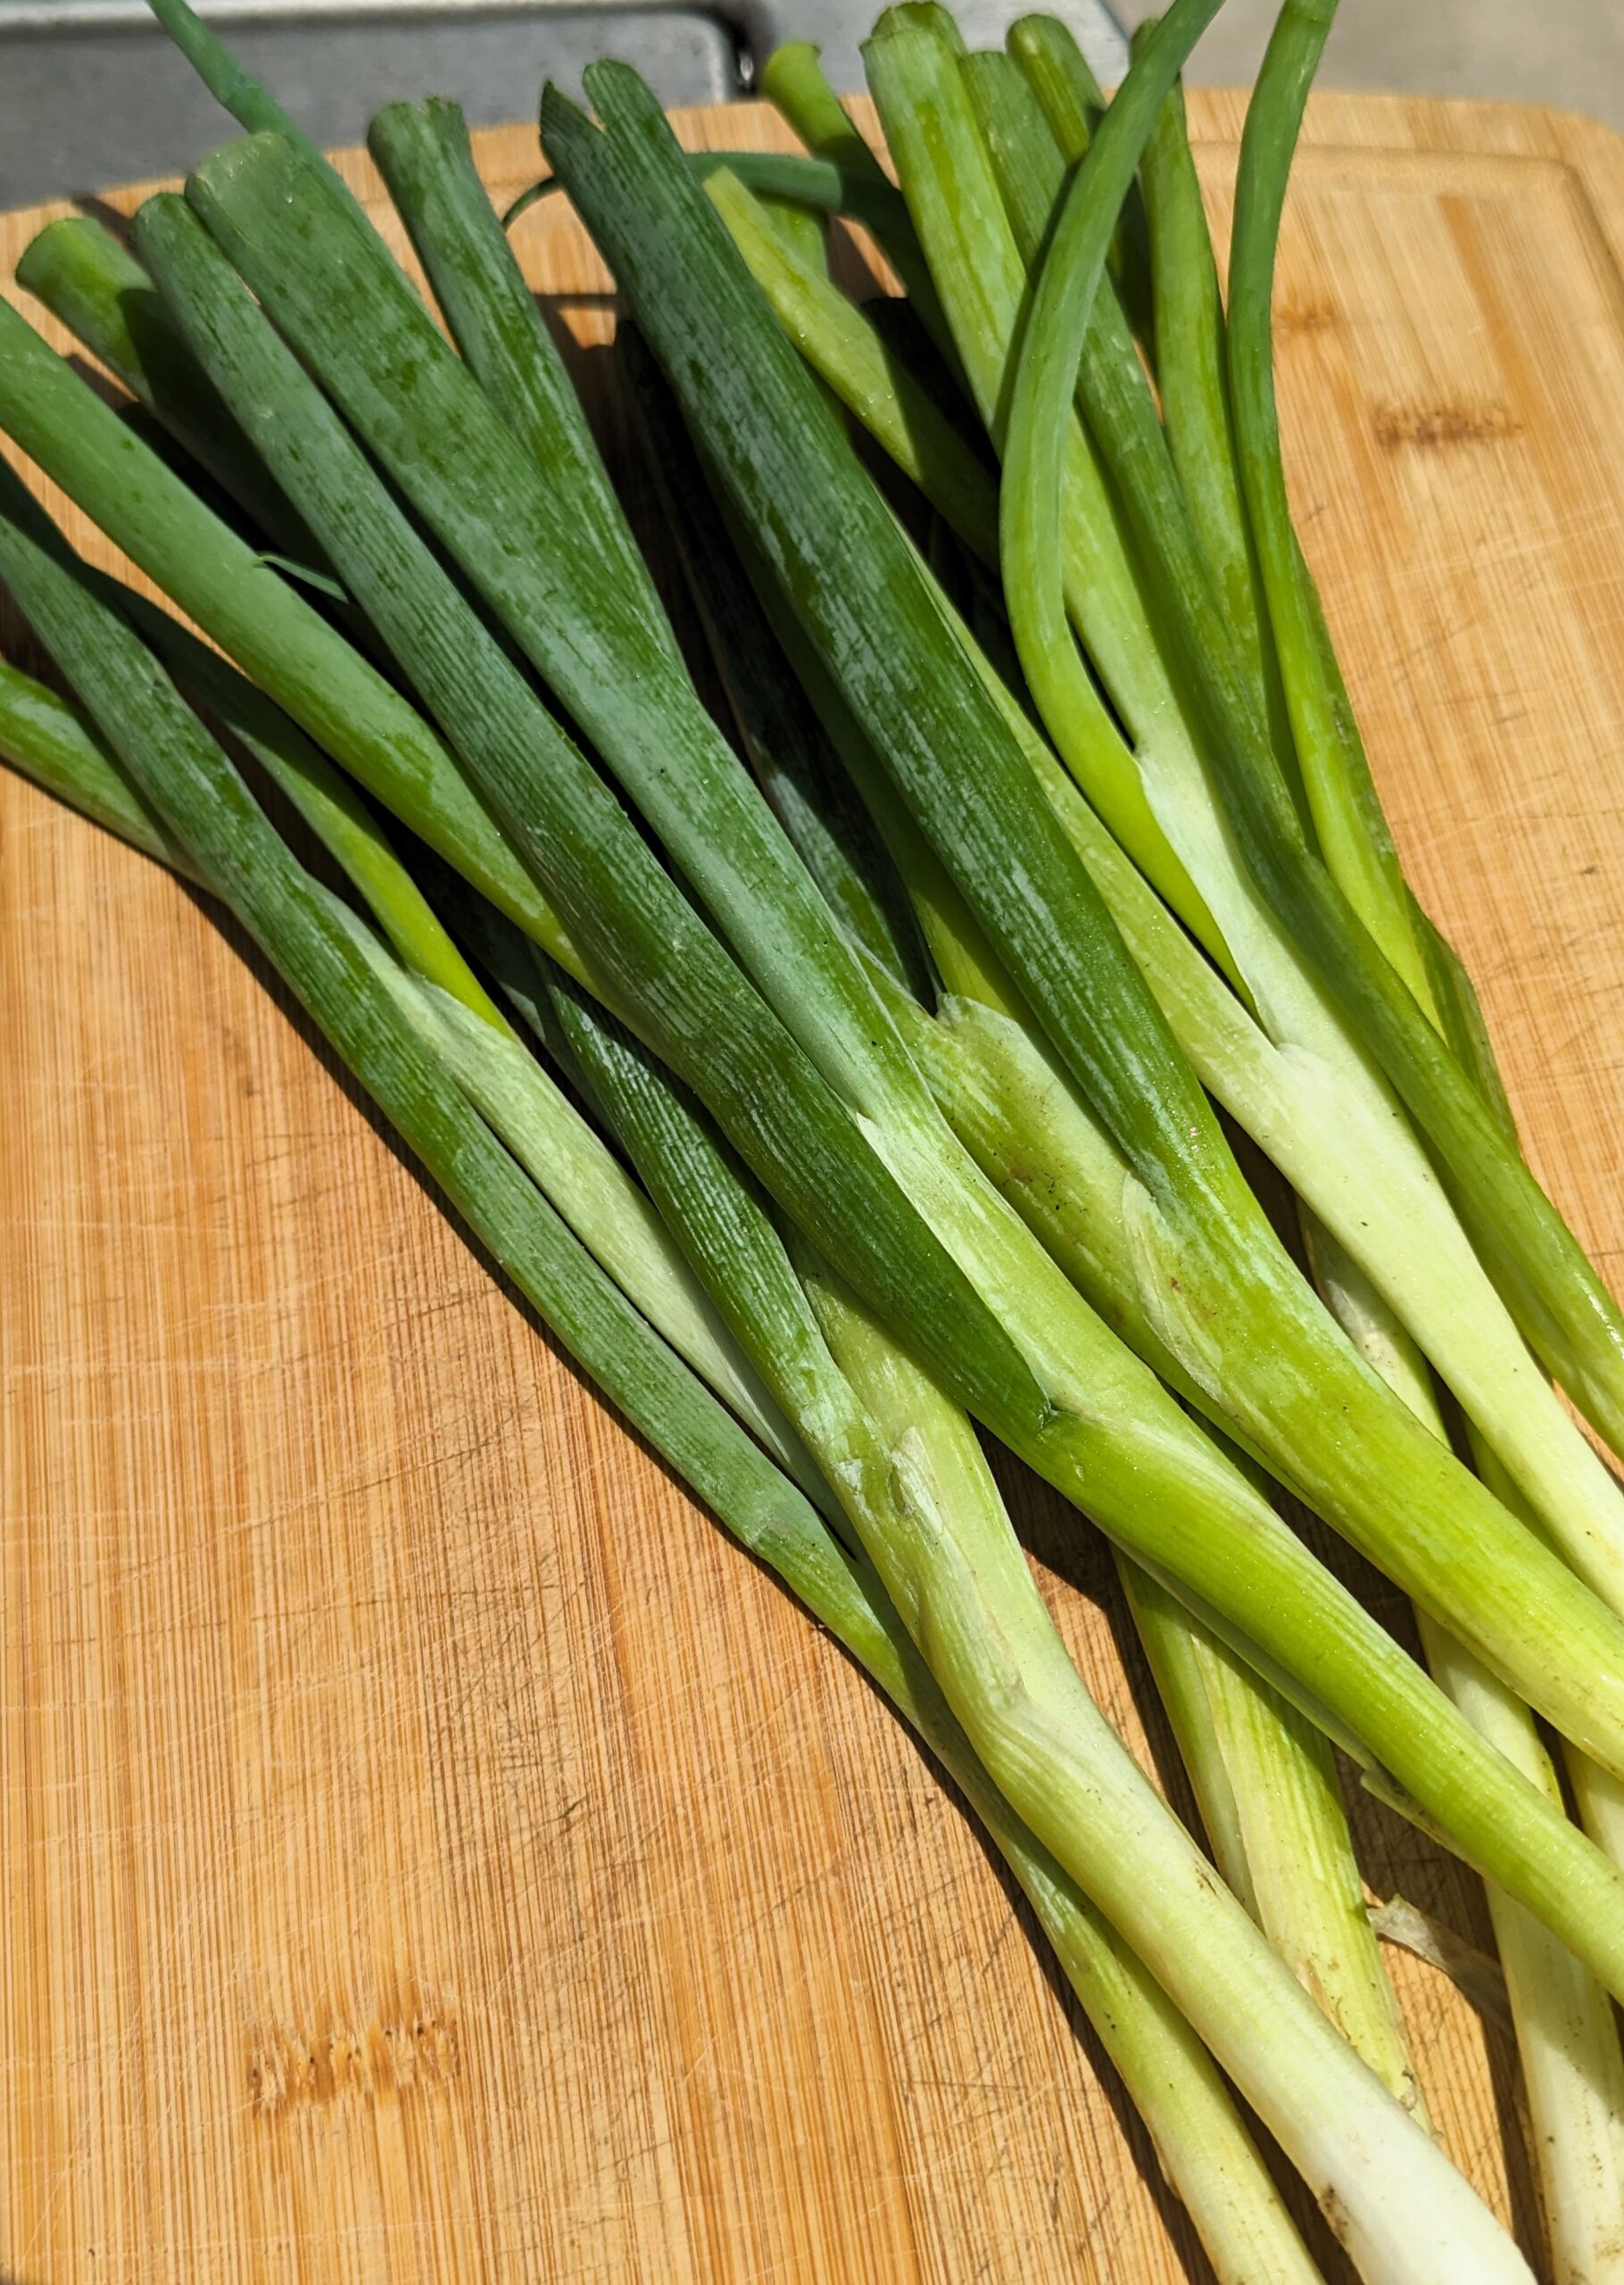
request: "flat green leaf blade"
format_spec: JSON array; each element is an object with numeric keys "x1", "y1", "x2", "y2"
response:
[
  {"x1": 16, "y1": 214, "x2": 332, "y2": 577},
  {"x1": 186, "y1": 129, "x2": 932, "y2": 1139},
  {"x1": 542, "y1": 67, "x2": 1222, "y2": 1194},
  {"x1": 0, "y1": 296, "x2": 558, "y2": 954}
]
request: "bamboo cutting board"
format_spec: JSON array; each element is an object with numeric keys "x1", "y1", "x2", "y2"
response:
[{"x1": 5, "y1": 82, "x2": 1624, "y2": 2285}]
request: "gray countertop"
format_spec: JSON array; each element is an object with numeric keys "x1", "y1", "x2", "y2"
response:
[{"x1": 2, "y1": 0, "x2": 1620, "y2": 212}]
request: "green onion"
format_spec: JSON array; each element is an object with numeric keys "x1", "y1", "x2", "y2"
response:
[
  {"x1": 0, "y1": 495, "x2": 1316, "y2": 2285},
  {"x1": 864, "y1": 14, "x2": 1226, "y2": 960},
  {"x1": 704, "y1": 169, "x2": 999, "y2": 563},
  {"x1": 138, "y1": 20, "x2": 1624, "y2": 2056},
  {"x1": 121, "y1": 46, "x2": 1624, "y2": 2022},
  {"x1": 9, "y1": 3, "x2": 1623, "y2": 2263}
]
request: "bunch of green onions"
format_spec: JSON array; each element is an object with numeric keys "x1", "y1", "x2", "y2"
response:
[{"x1": 4, "y1": 0, "x2": 1624, "y2": 2274}]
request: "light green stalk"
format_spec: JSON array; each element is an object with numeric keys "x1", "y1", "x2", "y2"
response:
[
  {"x1": 800, "y1": 1259, "x2": 1516, "y2": 2283},
  {"x1": 1092, "y1": 37, "x2": 1304, "y2": 809},
  {"x1": 1003, "y1": 11, "x2": 1156, "y2": 353},
  {"x1": 1121, "y1": 1554, "x2": 1423, "y2": 2123},
  {"x1": 0, "y1": 652, "x2": 194, "y2": 876},
  {"x1": 756, "y1": 38, "x2": 962, "y2": 370},
  {"x1": 1309, "y1": 1229, "x2": 1624, "y2": 2285},
  {"x1": 15, "y1": 212, "x2": 333, "y2": 580},
  {"x1": 352, "y1": 924, "x2": 819, "y2": 1495},
  {"x1": 706, "y1": 171, "x2": 998, "y2": 564},
  {"x1": 1221, "y1": 0, "x2": 1430, "y2": 1005}
]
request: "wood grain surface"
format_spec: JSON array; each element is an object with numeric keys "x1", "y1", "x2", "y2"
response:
[{"x1": 4, "y1": 82, "x2": 1624, "y2": 2285}]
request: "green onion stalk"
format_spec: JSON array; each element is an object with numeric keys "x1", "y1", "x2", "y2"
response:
[
  {"x1": 21, "y1": 0, "x2": 1624, "y2": 2017},
  {"x1": 0, "y1": 517, "x2": 1330, "y2": 2285},
  {"x1": 761, "y1": 6, "x2": 1624, "y2": 1643},
  {"x1": 13, "y1": 211, "x2": 331, "y2": 580},
  {"x1": 628, "y1": 325, "x2": 1420, "y2": 2117}
]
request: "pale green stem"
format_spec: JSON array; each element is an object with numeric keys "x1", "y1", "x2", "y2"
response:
[
  {"x1": 1304, "y1": 1218, "x2": 1624, "y2": 2285},
  {"x1": 1122, "y1": 1558, "x2": 1425, "y2": 2121},
  {"x1": 802, "y1": 1259, "x2": 1529, "y2": 2283}
]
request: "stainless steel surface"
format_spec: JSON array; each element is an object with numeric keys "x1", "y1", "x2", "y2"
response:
[
  {"x1": 0, "y1": 0, "x2": 741, "y2": 204},
  {"x1": 1109, "y1": 0, "x2": 1624, "y2": 135},
  {"x1": 7, "y1": 0, "x2": 1616, "y2": 218}
]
